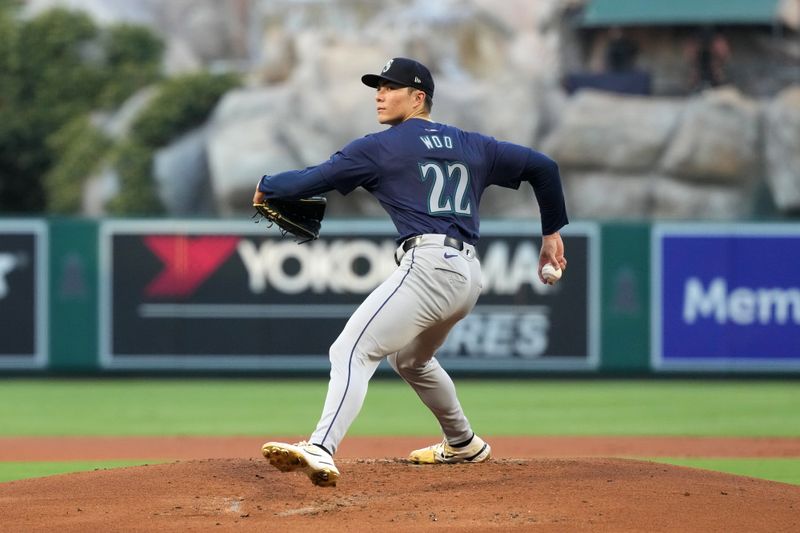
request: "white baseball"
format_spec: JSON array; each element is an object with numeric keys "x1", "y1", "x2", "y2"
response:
[{"x1": 542, "y1": 263, "x2": 562, "y2": 284}]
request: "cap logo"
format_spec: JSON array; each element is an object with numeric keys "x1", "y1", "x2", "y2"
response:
[
  {"x1": 381, "y1": 59, "x2": 393, "y2": 74},
  {"x1": 414, "y1": 76, "x2": 421, "y2": 83}
]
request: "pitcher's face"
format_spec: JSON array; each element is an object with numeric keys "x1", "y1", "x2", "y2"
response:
[{"x1": 374, "y1": 82, "x2": 425, "y2": 125}]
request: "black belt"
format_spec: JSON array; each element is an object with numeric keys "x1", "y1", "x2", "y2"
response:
[
  {"x1": 402, "y1": 235, "x2": 464, "y2": 253},
  {"x1": 396, "y1": 235, "x2": 467, "y2": 265}
]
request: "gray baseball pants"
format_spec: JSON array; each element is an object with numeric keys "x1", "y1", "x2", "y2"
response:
[{"x1": 309, "y1": 234, "x2": 482, "y2": 455}]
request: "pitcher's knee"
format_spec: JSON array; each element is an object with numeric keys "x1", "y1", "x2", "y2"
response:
[
  {"x1": 328, "y1": 337, "x2": 349, "y2": 365},
  {"x1": 393, "y1": 356, "x2": 433, "y2": 378},
  {"x1": 329, "y1": 336, "x2": 377, "y2": 368}
]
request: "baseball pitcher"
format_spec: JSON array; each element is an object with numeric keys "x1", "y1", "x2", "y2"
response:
[{"x1": 255, "y1": 57, "x2": 569, "y2": 487}]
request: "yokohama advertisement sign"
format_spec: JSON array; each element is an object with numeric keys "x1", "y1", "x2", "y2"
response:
[{"x1": 100, "y1": 220, "x2": 598, "y2": 371}]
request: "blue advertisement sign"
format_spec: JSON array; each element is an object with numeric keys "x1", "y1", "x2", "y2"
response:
[{"x1": 652, "y1": 224, "x2": 800, "y2": 371}]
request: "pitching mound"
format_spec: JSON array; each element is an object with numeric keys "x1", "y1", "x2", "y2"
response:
[{"x1": 1, "y1": 457, "x2": 797, "y2": 532}]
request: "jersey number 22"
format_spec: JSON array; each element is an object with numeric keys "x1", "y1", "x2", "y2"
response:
[{"x1": 419, "y1": 161, "x2": 472, "y2": 216}]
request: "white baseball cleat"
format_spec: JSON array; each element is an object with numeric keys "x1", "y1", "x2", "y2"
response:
[
  {"x1": 409, "y1": 434, "x2": 491, "y2": 464},
  {"x1": 261, "y1": 441, "x2": 340, "y2": 487}
]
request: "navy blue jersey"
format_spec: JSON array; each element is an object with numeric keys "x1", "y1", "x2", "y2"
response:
[{"x1": 258, "y1": 118, "x2": 568, "y2": 243}]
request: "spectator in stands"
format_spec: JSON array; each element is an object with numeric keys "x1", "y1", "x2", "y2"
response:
[
  {"x1": 686, "y1": 27, "x2": 732, "y2": 91},
  {"x1": 562, "y1": 25, "x2": 650, "y2": 96},
  {"x1": 605, "y1": 26, "x2": 639, "y2": 72}
]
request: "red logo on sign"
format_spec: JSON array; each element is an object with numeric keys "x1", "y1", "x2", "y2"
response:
[{"x1": 144, "y1": 236, "x2": 239, "y2": 297}]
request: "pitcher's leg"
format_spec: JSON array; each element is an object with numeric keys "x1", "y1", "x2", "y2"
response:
[
  {"x1": 387, "y1": 249, "x2": 482, "y2": 445},
  {"x1": 309, "y1": 253, "x2": 434, "y2": 454},
  {"x1": 387, "y1": 322, "x2": 473, "y2": 444},
  {"x1": 309, "y1": 332, "x2": 381, "y2": 455}
]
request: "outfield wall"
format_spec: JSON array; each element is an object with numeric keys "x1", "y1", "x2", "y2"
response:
[{"x1": 1, "y1": 217, "x2": 798, "y2": 375}]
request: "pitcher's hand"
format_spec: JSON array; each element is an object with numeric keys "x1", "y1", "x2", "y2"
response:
[{"x1": 538, "y1": 232, "x2": 566, "y2": 284}]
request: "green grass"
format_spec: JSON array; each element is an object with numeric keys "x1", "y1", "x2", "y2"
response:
[
  {"x1": 0, "y1": 460, "x2": 158, "y2": 483},
  {"x1": 0, "y1": 379, "x2": 797, "y2": 484},
  {"x1": 652, "y1": 458, "x2": 800, "y2": 486},
  {"x1": 0, "y1": 379, "x2": 797, "y2": 437},
  {"x1": 452, "y1": 380, "x2": 800, "y2": 437}
]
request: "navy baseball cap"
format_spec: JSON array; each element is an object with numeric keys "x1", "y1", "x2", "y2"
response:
[{"x1": 361, "y1": 58, "x2": 434, "y2": 98}]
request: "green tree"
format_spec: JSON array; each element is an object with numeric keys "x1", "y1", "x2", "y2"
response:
[
  {"x1": 0, "y1": 1, "x2": 30, "y2": 211},
  {"x1": 105, "y1": 72, "x2": 240, "y2": 215},
  {"x1": 44, "y1": 115, "x2": 111, "y2": 213},
  {"x1": 106, "y1": 140, "x2": 163, "y2": 214},
  {"x1": 99, "y1": 23, "x2": 164, "y2": 107},
  {"x1": 0, "y1": 6, "x2": 236, "y2": 216},
  {"x1": 131, "y1": 72, "x2": 240, "y2": 147},
  {"x1": 1, "y1": 9, "x2": 101, "y2": 212},
  {"x1": 0, "y1": 1, "x2": 20, "y2": 100},
  {"x1": 0, "y1": 8, "x2": 164, "y2": 213},
  {"x1": 17, "y1": 9, "x2": 103, "y2": 126}
]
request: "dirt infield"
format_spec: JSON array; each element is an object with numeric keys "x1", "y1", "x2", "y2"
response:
[{"x1": 1, "y1": 437, "x2": 799, "y2": 532}]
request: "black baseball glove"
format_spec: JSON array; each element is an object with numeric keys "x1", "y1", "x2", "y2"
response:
[{"x1": 252, "y1": 197, "x2": 327, "y2": 243}]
